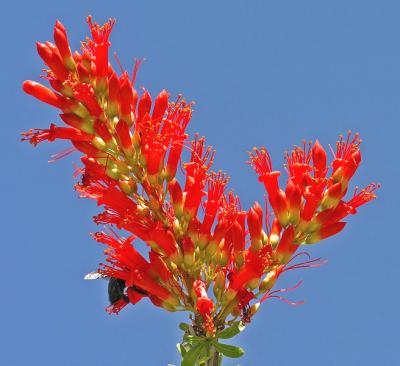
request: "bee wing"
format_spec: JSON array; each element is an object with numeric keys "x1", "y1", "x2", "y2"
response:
[{"x1": 84, "y1": 271, "x2": 109, "y2": 280}]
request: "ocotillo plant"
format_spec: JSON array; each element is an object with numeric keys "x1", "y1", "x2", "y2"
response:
[{"x1": 22, "y1": 17, "x2": 378, "y2": 366}]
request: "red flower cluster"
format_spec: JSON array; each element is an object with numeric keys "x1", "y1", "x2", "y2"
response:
[{"x1": 22, "y1": 17, "x2": 378, "y2": 337}]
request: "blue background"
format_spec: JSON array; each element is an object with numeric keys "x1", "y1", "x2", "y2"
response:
[{"x1": 3, "y1": 1, "x2": 399, "y2": 365}]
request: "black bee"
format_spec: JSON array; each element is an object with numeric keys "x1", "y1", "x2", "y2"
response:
[
  {"x1": 108, "y1": 277, "x2": 128, "y2": 304},
  {"x1": 85, "y1": 272, "x2": 148, "y2": 307}
]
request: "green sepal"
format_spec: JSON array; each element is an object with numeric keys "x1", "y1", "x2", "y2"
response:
[
  {"x1": 212, "y1": 342, "x2": 245, "y2": 358},
  {"x1": 181, "y1": 342, "x2": 207, "y2": 366},
  {"x1": 217, "y1": 321, "x2": 245, "y2": 339}
]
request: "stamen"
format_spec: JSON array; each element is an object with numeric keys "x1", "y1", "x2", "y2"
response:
[
  {"x1": 260, "y1": 280, "x2": 304, "y2": 304},
  {"x1": 49, "y1": 146, "x2": 77, "y2": 162},
  {"x1": 131, "y1": 58, "x2": 144, "y2": 86},
  {"x1": 248, "y1": 147, "x2": 273, "y2": 176},
  {"x1": 113, "y1": 52, "x2": 125, "y2": 74}
]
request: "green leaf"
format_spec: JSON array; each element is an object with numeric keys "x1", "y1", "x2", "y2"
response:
[
  {"x1": 177, "y1": 343, "x2": 188, "y2": 356},
  {"x1": 181, "y1": 343, "x2": 206, "y2": 366},
  {"x1": 217, "y1": 322, "x2": 245, "y2": 339},
  {"x1": 196, "y1": 346, "x2": 212, "y2": 364},
  {"x1": 212, "y1": 342, "x2": 245, "y2": 358},
  {"x1": 179, "y1": 322, "x2": 189, "y2": 331}
]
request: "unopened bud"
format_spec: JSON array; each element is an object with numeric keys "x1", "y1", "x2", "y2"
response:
[
  {"x1": 247, "y1": 278, "x2": 259, "y2": 290},
  {"x1": 259, "y1": 270, "x2": 278, "y2": 293},
  {"x1": 213, "y1": 271, "x2": 226, "y2": 300},
  {"x1": 118, "y1": 179, "x2": 137, "y2": 195},
  {"x1": 249, "y1": 302, "x2": 261, "y2": 316}
]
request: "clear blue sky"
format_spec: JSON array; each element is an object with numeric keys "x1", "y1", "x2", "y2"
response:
[{"x1": 3, "y1": 1, "x2": 399, "y2": 365}]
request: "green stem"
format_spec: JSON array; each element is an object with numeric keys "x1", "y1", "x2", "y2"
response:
[{"x1": 204, "y1": 346, "x2": 220, "y2": 366}]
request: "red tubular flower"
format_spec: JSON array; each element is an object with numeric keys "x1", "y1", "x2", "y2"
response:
[
  {"x1": 137, "y1": 90, "x2": 152, "y2": 123},
  {"x1": 72, "y1": 141, "x2": 101, "y2": 156},
  {"x1": 312, "y1": 140, "x2": 327, "y2": 178},
  {"x1": 86, "y1": 16, "x2": 115, "y2": 80},
  {"x1": 77, "y1": 62, "x2": 91, "y2": 83},
  {"x1": 36, "y1": 42, "x2": 69, "y2": 81},
  {"x1": 346, "y1": 183, "x2": 379, "y2": 212},
  {"x1": 108, "y1": 71, "x2": 120, "y2": 102},
  {"x1": 269, "y1": 218, "x2": 282, "y2": 246},
  {"x1": 164, "y1": 98, "x2": 192, "y2": 180},
  {"x1": 182, "y1": 236, "x2": 195, "y2": 268},
  {"x1": 127, "y1": 287, "x2": 146, "y2": 305},
  {"x1": 60, "y1": 113, "x2": 89, "y2": 132},
  {"x1": 285, "y1": 179, "x2": 302, "y2": 223},
  {"x1": 54, "y1": 20, "x2": 75, "y2": 70},
  {"x1": 23, "y1": 81, "x2": 66, "y2": 109},
  {"x1": 269, "y1": 189, "x2": 289, "y2": 227},
  {"x1": 275, "y1": 225, "x2": 298, "y2": 264},
  {"x1": 228, "y1": 244, "x2": 270, "y2": 294},
  {"x1": 321, "y1": 181, "x2": 345, "y2": 209},
  {"x1": 115, "y1": 120, "x2": 133, "y2": 150},
  {"x1": 248, "y1": 147, "x2": 280, "y2": 197},
  {"x1": 168, "y1": 178, "x2": 183, "y2": 218},
  {"x1": 76, "y1": 179, "x2": 137, "y2": 214},
  {"x1": 206, "y1": 192, "x2": 240, "y2": 259},
  {"x1": 152, "y1": 89, "x2": 169, "y2": 123},
  {"x1": 94, "y1": 119, "x2": 113, "y2": 143},
  {"x1": 230, "y1": 213, "x2": 247, "y2": 267},
  {"x1": 248, "y1": 147, "x2": 290, "y2": 226},
  {"x1": 149, "y1": 250, "x2": 172, "y2": 282},
  {"x1": 105, "y1": 298, "x2": 129, "y2": 315},
  {"x1": 332, "y1": 132, "x2": 362, "y2": 181},
  {"x1": 228, "y1": 266, "x2": 258, "y2": 294},
  {"x1": 300, "y1": 192, "x2": 321, "y2": 222},
  {"x1": 21, "y1": 123, "x2": 92, "y2": 146},
  {"x1": 285, "y1": 142, "x2": 312, "y2": 186},
  {"x1": 118, "y1": 73, "x2": 137, "y2": 121},
  {"x1": 148, "y1": 224, "x2": 179, "y2": 257},
  {"x1": 193, "y1": 280, "x2": 215, "y2": 335},
  {"x1": 316, "y1": 183, "x2": 379, "y2": 227},
  {"x1": 306, "y1": 221, "x2": 346, "y2": 244},
  {"x1": 94, "y1": 232, "x2": 149, "y2": 270},
  {"x1": 201, "y1": 172, "x2": 229, "y2": 236},
  {"x1": 247, "y1": 204, "x2": 263, "y2": 251},
  {"x1": 144, "y1": 136, "x2": 167, "y2": 177},
  {"x1": 101, "y1": 248, "x2": 177, "y2": 311},
  {"x1": 183, "y1": 137, "x2": 214, "y2": 219},
  {"x1": 81, "y1": 156, "x2": 109, "y2": 179},
  {"x1": 72, "y1": 83, "x2": 103, "y2": 117}
]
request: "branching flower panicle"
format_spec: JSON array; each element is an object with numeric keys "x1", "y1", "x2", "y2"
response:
[{"x1": 22, "y1": 17, "x2": 379, "y2": 366}]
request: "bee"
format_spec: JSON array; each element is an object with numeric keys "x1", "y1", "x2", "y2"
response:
[
  {"x1": 108, "y1": 277, "x2": 128, "y2": 304},
  {"x1": 84, "y1": 272, "x2": 148, "y2": 307}
]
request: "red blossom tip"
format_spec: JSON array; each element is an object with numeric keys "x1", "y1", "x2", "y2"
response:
[
  {"x1": 248, "y1": 147, "x2": 273, "y2": 176},
  {"x1": 312, "y1": 140, "x2": 327, "y2": 177},
  {"x1": 285, "y1": 141, "x2": 312, "y2": 181},
  {"x1": 86, "y1": 15, "x2": 116, "y2": 44},
  {"x1": 23, "y1": 80, "x2": 64, "y2": 109},
  {"x1": 152, "y1": 89, "x2": 169, "y2": 123},
  {"x1": 347, "y1": 183, "x2": 380, "y2": 211}
]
